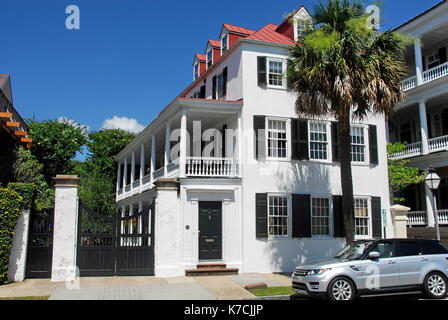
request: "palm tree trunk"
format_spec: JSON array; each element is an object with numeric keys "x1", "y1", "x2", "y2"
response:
[{"x1": 338, "y1": 109, "x2": 355, "y2": 244}]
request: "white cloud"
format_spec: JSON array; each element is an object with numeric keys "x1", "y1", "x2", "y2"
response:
[{"x1": 101, "y1": 116, "x2": 145, "y2": 134}]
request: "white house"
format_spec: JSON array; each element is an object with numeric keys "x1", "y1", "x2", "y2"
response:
[
  {"x1": 388, "y1": 0, "x2": 448, "y2": 229},
  {"x1": 115, "y1": 5, "x2": 393, "y2": 277}
]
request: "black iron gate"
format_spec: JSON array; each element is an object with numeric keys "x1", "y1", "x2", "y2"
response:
[
  {"x1": 26, "y1": 208, "x2": 54, "y2": 279},
  {"x1": 77, "y1": 201, "x2": 155, "y2": 277}
]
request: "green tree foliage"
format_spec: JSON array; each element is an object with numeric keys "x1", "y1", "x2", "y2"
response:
[
  {"x1": 28, "y1": 119, "x2": 88, "y2": 185},
  {"x1": 0, "y1": 188, "x2": 24, "y2": 285},
  {"x1": 12, "y1": 147, "x2": 54, "y2": 210},
  {"x1": 72, "y1": 129, "x2": 135, "y2": 213},
  {"x1": 387, "y1": 142, "x2": 425, "y2": 202},
  {"x1": 287, "y1": 0, "x2": 408, "y2": 243}
]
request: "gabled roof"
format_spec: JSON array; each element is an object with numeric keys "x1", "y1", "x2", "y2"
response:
[
  {"x1": 223, "y1": 24, "x2": 256, "y2": 35},
  {"x1": 195, "y1": 53, "x2": 206, "y2": 61},
  {"x1": 208, "y1": 40, "x2": 221, "y2": 48},
  {"x1": 276, "y1": 5, "x2": 311, "y2": 31},
  {"x1": 0, "y1": 74, "x2": 13, "y2": 104},
  {"x1": 246, "y1": 23, "x2": 296, "y2": 45}
]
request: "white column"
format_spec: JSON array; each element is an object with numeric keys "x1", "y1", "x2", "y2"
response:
[
  {"x1": 180, "y1": 109, "x2": 188, "y2": 177},
  {"x1": 140, "y1": 143, "x2": 145, "y2": 182},
  {"x1": 414, "y1": 39, "x2": 424, "y2": 85},
  {"x1": 131, "y1": 151, "x2": 136, "y2": 187},
  {"x1": 123, "y1": 157, "x2": 128, "y2": 188},
  {"x1": 425, "y1": 186, "x2": 436, "y2": 227},
  {"x1": 116, "y1": 161, "x2": 122, "y2": 193},
  {"x1": 237, "y1": 111, "x2": 242, "y2": 177},
  {"x1": 150, "y1": 135, "x2": 156, "y2": 184},
  {"x1": 418, "y1": 99, "x2": 429, "y2": 155},
  {"x1": 51, "y1": 175, "x2": 79, "y2": 282},
  {"x1": 164, "y1": 122, "x2": 171, "y2": 177}
]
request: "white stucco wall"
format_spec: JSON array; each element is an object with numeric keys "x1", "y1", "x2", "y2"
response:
[{"x1": 8, "y1": 209, "x2": 30, "y2": 283}]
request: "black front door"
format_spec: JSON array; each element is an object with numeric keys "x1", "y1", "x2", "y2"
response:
[{"x1": 199, "y1": 202, "x2": 222, "y2": 261}]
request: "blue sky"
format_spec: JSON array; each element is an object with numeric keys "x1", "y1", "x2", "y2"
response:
[{"x1": 1, "y1": 0, "x2": 441, "y2": 133}]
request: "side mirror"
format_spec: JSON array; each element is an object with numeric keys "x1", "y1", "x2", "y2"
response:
[{"x1": 368, "y1": 251, "x2": 380, "y2": 260}]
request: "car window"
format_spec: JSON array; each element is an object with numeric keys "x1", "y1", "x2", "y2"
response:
[
  {"x1": 397, "y1": 241, "x2": 422, "y2": 257},
  {"x1": 335, "y1": 241, "x2": 373, "y2": 260},
  {"x1": 420, "y1": 241, "x2": 448, "y2": 255},
  {"x1": 369, "y1": 242, "x2": 394, "y2": 258}
]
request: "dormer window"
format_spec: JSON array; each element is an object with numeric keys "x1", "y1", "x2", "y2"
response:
[
  {"x1": 221, "y1": 34, "x2": 229, "y2": 54},
  {"x1": 296, "y1": 19, "x2": 307, "y2": 39},
  {"x1": 207, "y1": 49, "x2": 213, "y2": 69},
  {"x1": 293, "y1": 7, "x2": 312, "y2": 41}
]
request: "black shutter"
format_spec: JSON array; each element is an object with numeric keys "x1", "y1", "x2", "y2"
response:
[
  {"x1": 422, "y1": 56, "x2": 426, "y2": 71},
  {"x1": 223, "y1": 67, "x2": 228, "y2": 98},
  {"x1": 199, "y1": 85, "x2": 206, "y2": 98},
  {"x1": 292, "y1": 194, "x2": 311, "y2": 238},
  {"x1": 222, "y1": 124, "x2": 227, "y2": 158},
  {"x1": 286, "y1": 59, "x2": 292, "y2": 90},
  {"x1": 298, "y1": 119, "x2": 309, "y2": 160},
  {"x1": 368, "y1": 125, "x2": 378, "y2": 165},
  {"x1": 257, "y1": 56, "x2": 267, "y2": 87},
  {"x1": 442, "y1": 109, "x2": 448, "y2": 135},
  {"x1": 331, "y1": 121, "x2": 340, "y2": 162},
  {"x1": 371, "y1": 197, "x2": 382, "y2": 238},
  {"x1": 212, "y1": 76, "x2": 217, "y2": 99},
  {"x1": 256, "y1": 193, "x2": 268, "y2": 238},
  {"x1": 439, "y1": 47, "x2": 447, "y2": 64},
  {"x1": 291, "y1": 119, "x2": 299, "y2": 160},
  {"x1": 332, "y1": 195, "x2": 345, "y2": 237},
  {"x1": 253, "y1": 116, "x2": 266, "y2": 160}
]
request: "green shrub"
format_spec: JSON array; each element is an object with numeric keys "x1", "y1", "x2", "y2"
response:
[
  {"x1": 7, "y1": 183, "x2": 36, "y2": 210},
  {"x1": 0, "y1": 188, "x2": 24, "y2": 285}
]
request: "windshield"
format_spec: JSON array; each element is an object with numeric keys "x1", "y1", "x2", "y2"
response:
[{"x1": 334, "y1": 241, "x2": 374, "y2": 261}]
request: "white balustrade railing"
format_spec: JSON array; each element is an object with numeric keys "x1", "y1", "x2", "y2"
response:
[
  {"x1": 153, "y1": 167, "x2": 165, "y2": 180},
  {"x1": 186, "y1": 157, "x2": 238, "y2": 177},
  {"x1": 438, "y1": 210, "x2": 448, "y2": 225},
  {"x1": 407, "y1": 211, "x2": 427, "y2": 226},
  {"x1": 423, "y1": 61, "x2": 448, "y2": 83},
  {"x1": 390, "y1": 141, "x2": 422, "y2": 159},
  {"x1": 429, "y1": 135, "x2": 448, "y2": 153},
  {"x1": 401, "y1": 75, "x2": 417, "y2": 91}
]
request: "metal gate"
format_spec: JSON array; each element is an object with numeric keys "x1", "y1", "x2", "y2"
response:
[
  {"x1": 26, "y1": 208, "x2": 54, "y2": 279},
  {"x1": 77, "y1": 201, "x2": 155, "y2": 277}
]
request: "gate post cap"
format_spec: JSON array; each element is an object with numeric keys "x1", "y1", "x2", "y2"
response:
[
  {"x1": 390, "y1": 204, "x2": 410, "y2": 218},
  {"x1": 53, "y1": 175, "x2": 80, "y2": 187}
]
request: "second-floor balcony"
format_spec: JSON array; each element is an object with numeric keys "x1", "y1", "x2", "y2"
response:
[
  {"x1": 401, "y1": 61, "x2": 448, "y2": 92},
  {"x1": 390, "y1": 134, "x2": 448, "y2": 160}
]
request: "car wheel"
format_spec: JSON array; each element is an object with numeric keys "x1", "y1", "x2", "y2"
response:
[
  {"x1": 423, "y1": 272, "x2": 448, "y2": 299},
  {"x1": 327, "y1": 277, "x2": 356, "y2": 301}
]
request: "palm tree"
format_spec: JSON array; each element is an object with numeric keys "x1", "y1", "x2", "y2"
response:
[{"x1": 287, "y1": 0, "x2": 407, "y2": 243}]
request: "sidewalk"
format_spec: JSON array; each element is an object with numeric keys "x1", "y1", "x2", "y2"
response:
[{"x1": 0, "y1": 273, "x2": 292, "y2": 300}]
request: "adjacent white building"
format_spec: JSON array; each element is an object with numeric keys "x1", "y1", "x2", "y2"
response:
[
  {"x1": 115, "y1": 5, "x2": 393, "y2": 277},
  {"x1": 389, "y1": 0, "x2": 448, "y2": 229}
]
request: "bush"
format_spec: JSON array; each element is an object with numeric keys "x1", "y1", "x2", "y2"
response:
[
  {"x1": 0, "y1": 188, "x2": 24, "y2": 285},
  {"x1": 7, "y1": 183, "x2": 36, "y2": 210}
]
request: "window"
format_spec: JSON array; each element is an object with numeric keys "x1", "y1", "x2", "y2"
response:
[
  {"x1": 309, "y1": 121, "x2": 329, "y2": 160},
  {"x1": 267, "y1": 58, "x2": 284, "y2": 87},
  {"x1": 354, "y1": 198, "x2": 370, "y2": 236},
  {"x1": 207, "y1": 49, "x2": 213, "y2": 69},
  {"x1": 311, "y1": 198, "x2": 331, "y2": 236},
  {"x1": 420, "y1": 241, "x2": 448, "y2": 255},
  {"x1": 351, "y1": 126, "x2": 366, "y2": 163},
  {"x1": 268, "y1": 195, "x2": 289, "y2": 237},
  {"x1": 397, "y1": 241, "x2": 422, "y2": 257},
  {"x1": 430, "y1": 112, "x2": 443, "y2": 138},
  {"x1": 368, "y1": 241, "x2": 394, "y2": 259},
  {"x1": 267, "y1": 119, "x2": 288, "y2": 158},
  {"x1": 194, "y1": 63, "x2": 200, "y2": 81},
  {"x1": 428, "y1": 52, "x2": 440, "y2": 69},
  {"x1": 296, "y1": 19, "x2": 307, "y2": 39},
  {"x1": 221, "y1": 34, "x2": 228, "y2": 54}
]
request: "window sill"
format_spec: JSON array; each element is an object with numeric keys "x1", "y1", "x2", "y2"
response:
[
  {"x1": 266, "y1": 85, "x2": 287, "y2": 90},
  {"x1": 265, "y1": 157, "x2": 291, "y2": 162}
]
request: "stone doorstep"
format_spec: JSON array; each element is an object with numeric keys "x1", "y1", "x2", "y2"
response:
[{"x1": 185, "y1": 264, "x2": 239, "y2": 276}]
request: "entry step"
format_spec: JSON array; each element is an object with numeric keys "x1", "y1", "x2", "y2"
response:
[{"x1": 186, "y1": 264, "x2": 239, "y2": 276}]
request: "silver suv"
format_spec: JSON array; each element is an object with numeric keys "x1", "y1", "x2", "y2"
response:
[{"x1": 292, "y1": 238, "x2": 448, "y2": 300}]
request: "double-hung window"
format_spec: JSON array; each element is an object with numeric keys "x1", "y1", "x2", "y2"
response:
[
  {"x1": 194, "y1": 63, "x2": 200, "y2": 81},
  {"x1": 351, "y1": 126, "x2": 367, "y2": 163},
  {"x1": 309, "y1": 121, "x2": 329, "y2": 161},
  {"x1": 267, "y1": 58, "x2": 284, "y2": 87},
  {"x1": 268, "y1": 195, "x2": 289, "y2": 237},
  {"x1": 267, "y1": 119, "x2": 288, "y2": 159},
  {"x1": 206, "y1": 49, "x2": 213, "y2": 69},
  {"x1": 221, "y1": 34, "x2": 228, "y2": 54},
  {"x1": 354, "y1": 198, "x2": 370, "y2": 237},
  {"x1": 311, "y1": 198, "x2": 331, "y2": 237}
]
